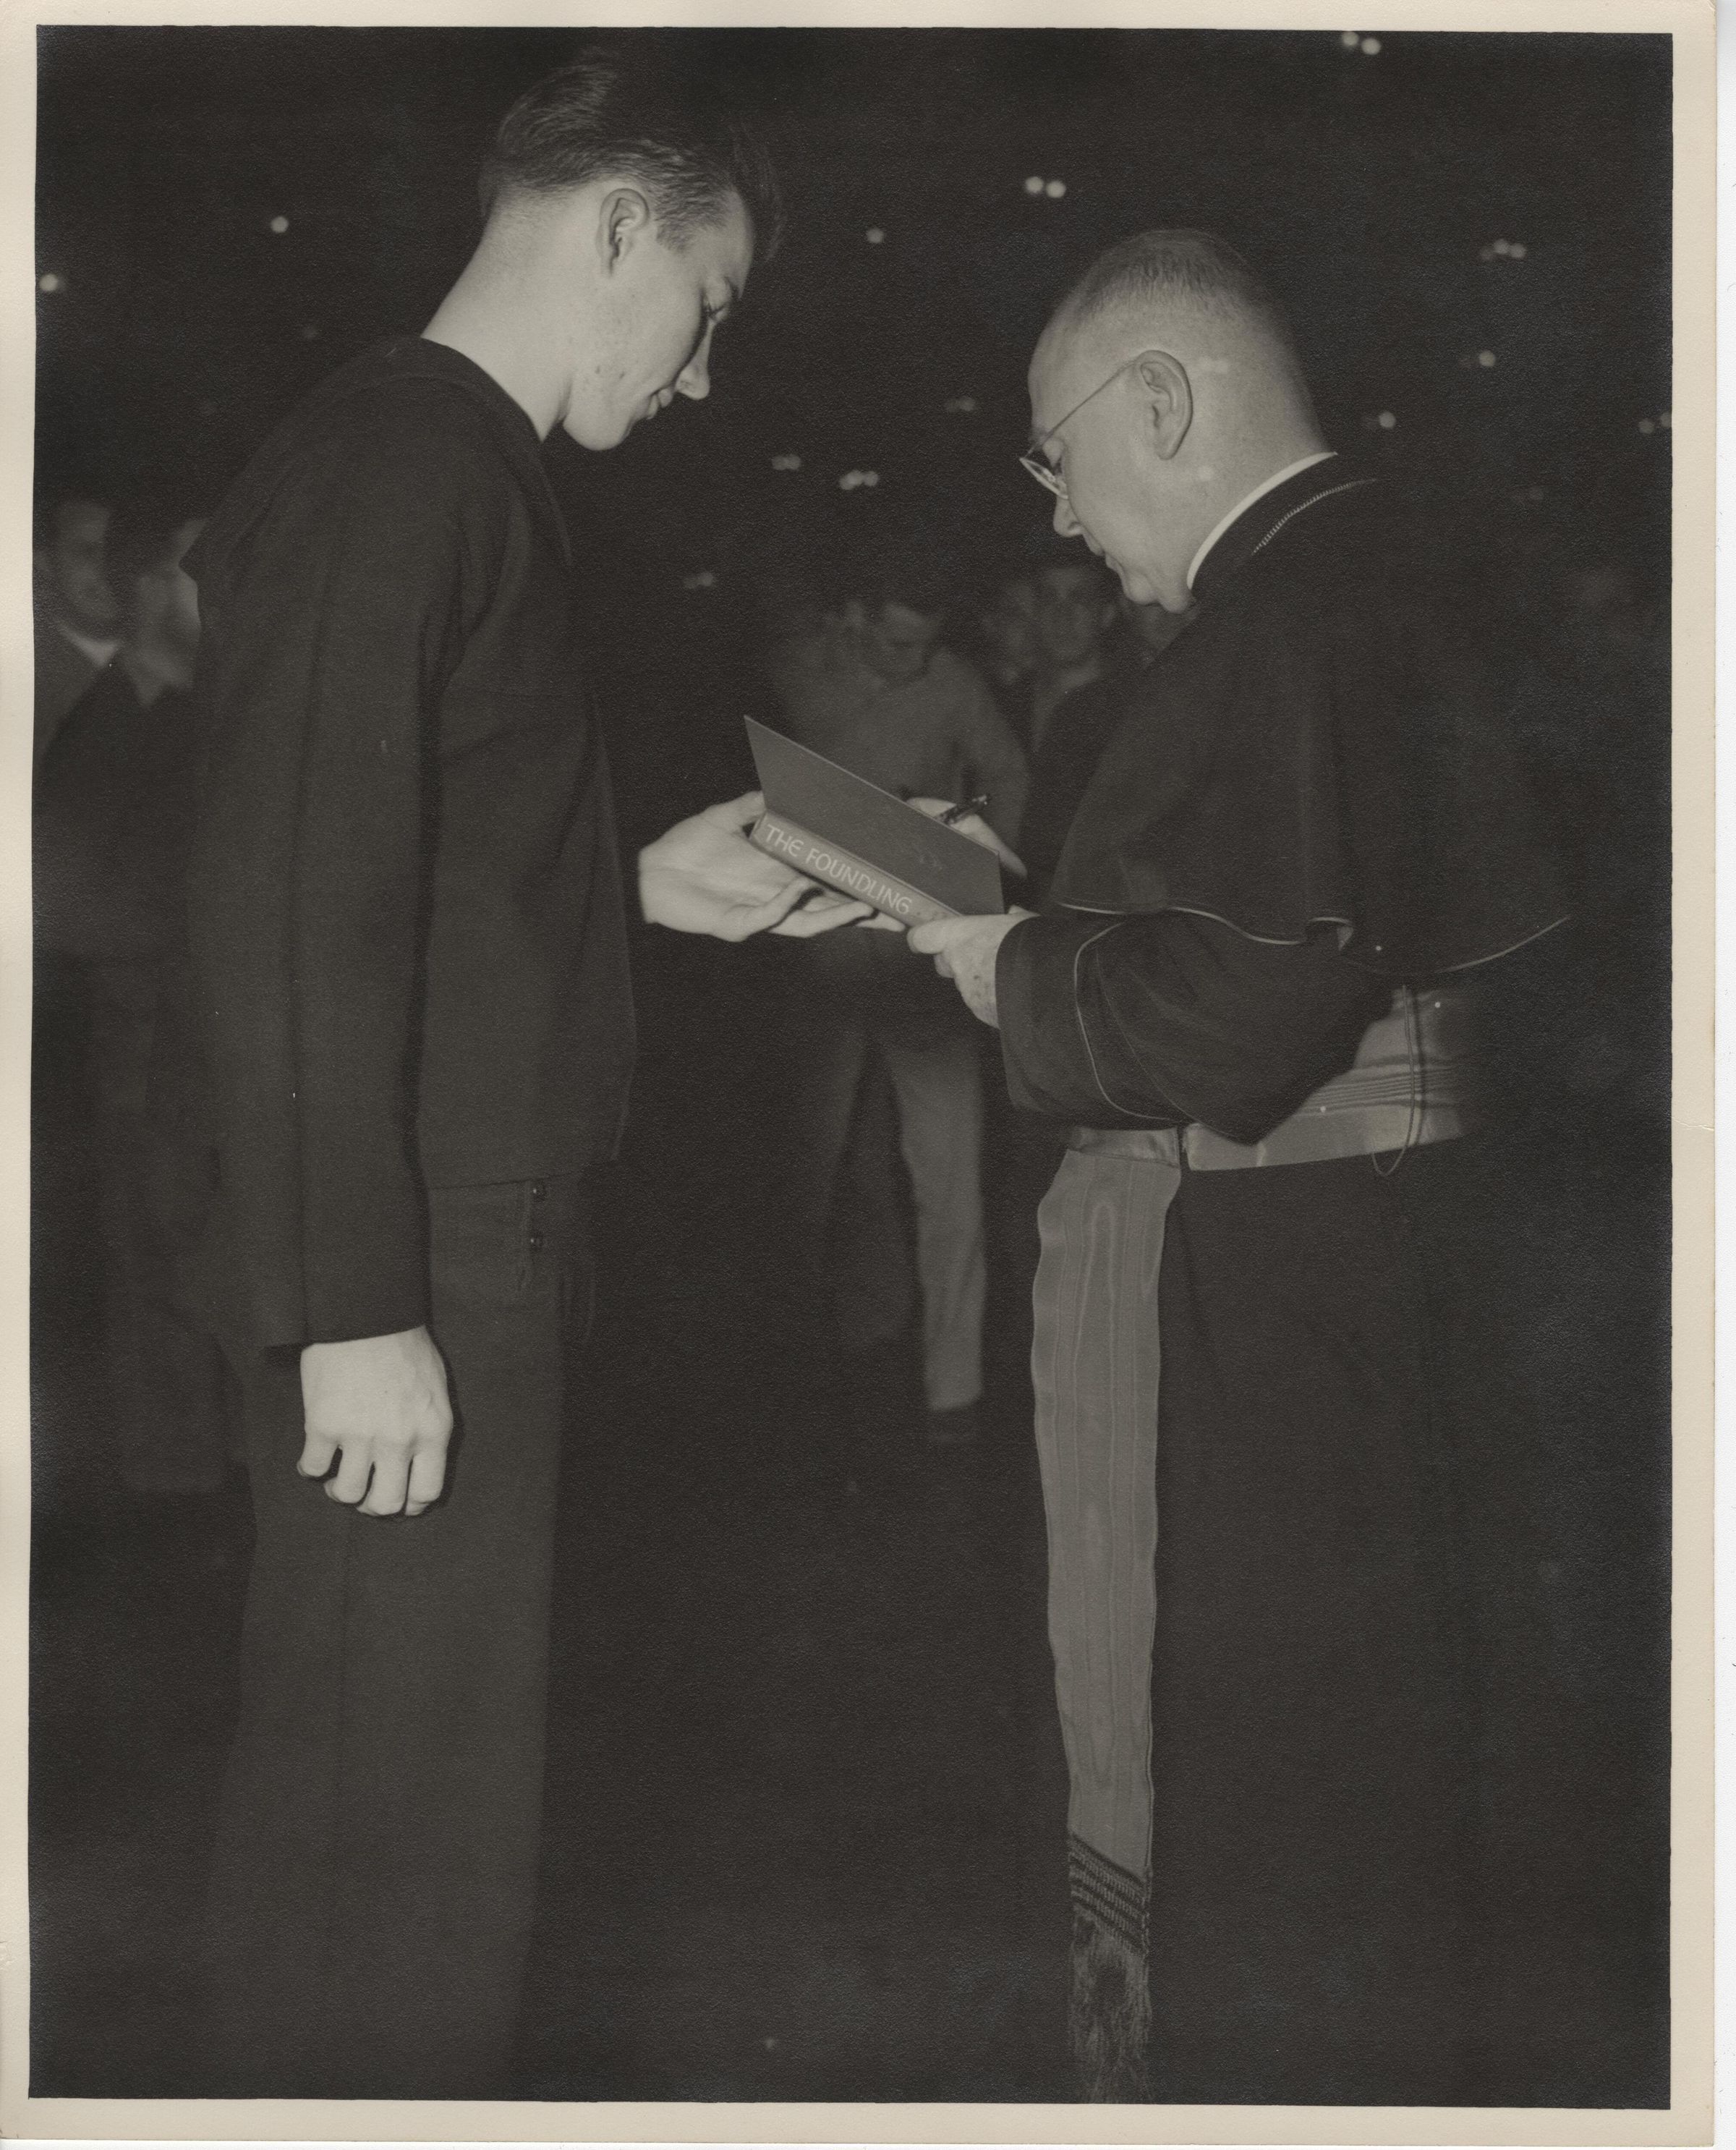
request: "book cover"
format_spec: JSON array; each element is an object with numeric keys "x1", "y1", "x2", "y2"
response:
[{"x1": 744, "y1": 717, "x2": 1005, "y2": 923}]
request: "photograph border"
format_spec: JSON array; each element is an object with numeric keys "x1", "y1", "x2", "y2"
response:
[{"x1": 0, "y1": 2, "x2": 1712, "y2": 2141}]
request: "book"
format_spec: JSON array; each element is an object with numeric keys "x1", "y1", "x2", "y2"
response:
[{"x1": 744, "y1": 717, "x2": 1005, "y2": 925}]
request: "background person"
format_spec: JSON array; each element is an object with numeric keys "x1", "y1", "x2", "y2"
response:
[
  {"x1": 1018, "y1": 583, "x2": 1194, "y2": 905},
  {"x1": 769, "y1": 545, "x2": 1026, "y2": 1452},
  {"x1": 974, "y1": 564, "x2": 1039, "y2": 725},
  {"x1": 35, "y1": 500, "x2": 231, "y2": 1502},
  {"x1": 1023, "y1": 553, "x2": 1118, "y2": 757},
  {"x1": 33, "y1": 488, "x2": 121, "y2": 767}
]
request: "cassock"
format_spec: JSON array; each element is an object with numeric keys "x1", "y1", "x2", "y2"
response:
[{"x1": 994, "y1": 457, "x2": 1572, "y2": 2104}]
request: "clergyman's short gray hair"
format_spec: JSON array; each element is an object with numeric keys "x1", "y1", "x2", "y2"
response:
[{"x1": 1060, "y1": 229, "x2": 1297, "y2": 348}]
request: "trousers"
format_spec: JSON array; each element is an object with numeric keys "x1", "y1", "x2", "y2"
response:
[
  {"x1": 788, "y1": 1011, "x2": 986, "y2": 1414},
  {"x1": 198, "y1": 1175, "x2": 594, "y2": 2099},
  {"x1": 85, "y1": 959, "x2": 233, "y2": 1494}
]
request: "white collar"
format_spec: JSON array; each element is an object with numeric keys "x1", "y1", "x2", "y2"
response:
[
  {"x1": 1186, "y1": 450, "x2": 1338, "y2": 592},
  {"x1": 55, "y1": 621, "x2": 122, "y2": 668}
]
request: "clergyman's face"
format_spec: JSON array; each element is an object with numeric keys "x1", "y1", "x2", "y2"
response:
[
  {"x1": 564, "y1": 195, "x2": 754, "y2": 451},
  {"x1": 1028, "y1": 333, "x2": 1184, "y2": 611}
]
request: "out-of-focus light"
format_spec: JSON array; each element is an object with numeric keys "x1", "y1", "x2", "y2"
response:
[
  {"x1": 839, "y1": 469, "x2": 861, "y2": 490},
  {"x1": 681, "y1": 569, "x2": 718, "y2": 590},
  {"x1": 1044, "y1": 178, "x2": 1067, "y2": 198},
  {"x1": 1377, "y1": 410, "x2": 1397, "y2": 430},
  {"x1": 269, "y1": 215, "x2": 290, "y2": 234},
  {"x1": 865, "y1": 226, "x2": 885, "y2": 245},
  {"x1": 1478, "y1": 349, "x2": 1497, "y2": 368},
  {"x1": 300, "y1": 323, "x2": 320, "y2": 340},
  {"x1": 38, "y1": 272, "x2": 61, "y2": 293},
  {"x1": 1340, "y1": 30, "x2": 1362, "y2": 47},
  {"x1": 1659, "y1": 411, "x2": 1672, "y2": 428},
  {"x1": 1638, "y1": 418, "x2": 1656, "y2": 435},
  {"x1": 1360, "y1": 35, "x2": 1382, "y2": 54},
  {"x1": 860, "y1": 470, "x2": 880, "y2": 487},
  {"x1": 770, "y1": 452, "x2": 802, "y2": 471},
  {"x1": 944, "y1": 396, "x2": 979, "y2": 415},
  {"x1": 1024, "y1": 176, "x2": 1045, "y2": 195},
  {"x1": 1492, "y1": 238, "x2": 1510, "y2": 255},
  {"x1": 1509, "y1": 242, "x2": 1527, "y2": 258}
]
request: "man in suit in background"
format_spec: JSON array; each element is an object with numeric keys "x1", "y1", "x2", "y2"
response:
[
  {"x1": 36, "y1": 501, "x2": 231, "y2": 1499},
  {"x1": 1022, "y1": 553, "x2": 1118, "y2": 760},
  {"x1": 33, "y1": 488, "x2": 121, "y2": 767},
  {"x1": 1018, "y1": 587, "x2": 1194, "y2": 904},
  {"x1": 159, "y1": 51, "x2": 859, "y2": 2099}
]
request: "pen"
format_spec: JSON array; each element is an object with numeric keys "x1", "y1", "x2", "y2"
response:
[{"x1": 939, "y1": 794, "x2": 990, "y2": 827}]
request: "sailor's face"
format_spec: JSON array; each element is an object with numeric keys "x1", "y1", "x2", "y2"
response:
[{"x1": 563, "y1": 196, "x2": 753, "y2": 451}]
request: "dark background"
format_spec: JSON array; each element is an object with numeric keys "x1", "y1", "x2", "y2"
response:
[
  {"x1": 38, "y1": 27, "x2": 1672, "y2": 611},
  {"x1": 31, "y1": 26, "x2": 1674, "y2": 2107}
]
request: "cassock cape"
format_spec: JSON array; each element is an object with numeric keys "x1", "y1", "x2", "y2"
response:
[{"x1": 1047, "y1": 461, "x2": 1568, "y2": 980}]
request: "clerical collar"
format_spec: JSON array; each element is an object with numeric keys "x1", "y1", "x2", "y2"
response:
[
  {"x1": 1187, "y1": 454, "x2": 1387, "y2": 608},
  {"x1": 1186, "y1": 451, "x2": 1337, "y2": 592}
]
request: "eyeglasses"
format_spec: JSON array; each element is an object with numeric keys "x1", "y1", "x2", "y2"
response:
[{"x1": 1018, "y1": 350, "x2": 1167, "y2": 498}]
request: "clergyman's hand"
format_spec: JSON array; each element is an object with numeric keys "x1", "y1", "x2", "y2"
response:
[
  {"x1": 906, "y1": 909, "x2": 1034, "y2": 1027},
  {"x1": 299, "y1": 1325, "x2": 454, "y2": 1518},
  {"x1": 905, "y1": 797, "x2": 1027, "y2": 879},
  {"x1": 639, "y1": 791, "x2": 875, "y2": 941}
]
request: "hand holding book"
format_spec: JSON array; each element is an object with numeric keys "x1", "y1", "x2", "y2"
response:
[
  {"x1": 743, "y1": 718, "x2": 1021, "y2": 927},
  {"x1": 639, "y1": 791, "x2": 877, "y2": 941},
  {"x1": 841, "y1": 799, "x2": 1026, "y2": 932},
  {"x1": 909, "y1": 908, "x2": 1037, "y2": 1027}
]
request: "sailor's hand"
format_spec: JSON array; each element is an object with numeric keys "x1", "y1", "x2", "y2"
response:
[
  {"x1": 906, "y1": 909, "x2": 1034, "y2": 1027},
  {"x1": 639, "y1": 792, "x2": 873, "y2": 941},
  {"x1": 299, "y1": 1326, "x2": 454, "y2": 1518}
]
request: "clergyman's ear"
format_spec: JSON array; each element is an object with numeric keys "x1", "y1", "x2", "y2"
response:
[{"x1": 1135, "y1": 349, "x2": 1194, "y2": 461}]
